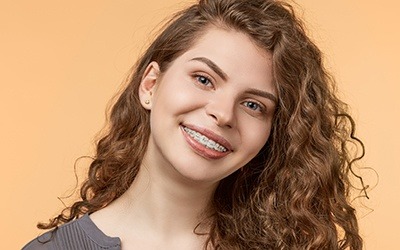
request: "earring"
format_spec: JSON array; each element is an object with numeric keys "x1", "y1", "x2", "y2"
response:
[{"x1": 145, "y1": 100, "x2": 150, "y2": 104}]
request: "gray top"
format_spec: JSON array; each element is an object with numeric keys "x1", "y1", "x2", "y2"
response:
[{"x1": 22, "y1": 214, "x2": 121, "y2": 250}]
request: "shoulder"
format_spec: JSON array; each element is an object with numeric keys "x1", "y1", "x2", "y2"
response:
[{"x1": 22, "y1": 214, "x2": 121, "y2": 250}]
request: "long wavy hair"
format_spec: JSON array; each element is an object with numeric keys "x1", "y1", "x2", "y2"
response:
[{"x1": 39, "y1": 0, "x2": 366, "y2": 249}]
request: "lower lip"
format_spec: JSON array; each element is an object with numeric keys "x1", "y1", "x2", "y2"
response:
[{"x1": 180, "y1": 126, "x2": 230, "y2": 160}]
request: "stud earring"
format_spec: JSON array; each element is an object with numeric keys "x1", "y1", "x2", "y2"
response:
[{"x1": 145, "y1": 100, "x2": 150, "y2": 104}]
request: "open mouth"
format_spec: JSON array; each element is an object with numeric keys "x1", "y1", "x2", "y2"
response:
[
  {"x1": 182, "y1": 126, "x2": 227, "y2": 152},
  {"x1": 180, "y1": 124, "x2": 232, "y2": 160}
]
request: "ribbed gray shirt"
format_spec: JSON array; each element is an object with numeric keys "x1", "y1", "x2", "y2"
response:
[{"x1": 22, "y1": 214, "x2": 121, "y2": 250}]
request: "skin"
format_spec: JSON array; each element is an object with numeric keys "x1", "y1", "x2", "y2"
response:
[{"x1": 90, "y1": 27, "x2": 277, "y2": 250}]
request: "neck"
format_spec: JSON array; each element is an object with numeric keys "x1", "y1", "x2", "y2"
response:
[
  {"x1": 93, "y1": 158, "x2": 218, "y2": 242},
  {"x1": 121, "y1": 161, "x2": 216, "y2": 234},
  {"x1": 90, "y1": 147, "x2": 221, "y2": 249}
]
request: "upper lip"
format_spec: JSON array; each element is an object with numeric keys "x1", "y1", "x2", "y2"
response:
[{"x1": 181, "y1": 123, "x2": 233, "y2": 151}]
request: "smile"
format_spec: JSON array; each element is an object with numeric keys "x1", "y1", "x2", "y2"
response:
[{"x1": 183, "y1": 126, "x2": 227, "y2": 152}]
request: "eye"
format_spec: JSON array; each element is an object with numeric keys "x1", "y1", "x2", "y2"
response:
[
  {"x1": 195, "y1": 74, "x2": 213, "y2": 87},
  {"x1": 243, "y1": 101, "x2": 265, "y2": 113}
]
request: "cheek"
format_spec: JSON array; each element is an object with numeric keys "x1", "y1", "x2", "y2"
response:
[
  {"x1": 154, "y1": 81, "x2": 207, "y2": 116},
  {"x1": 242, "y1": 122, "x2": 272, "y2": 153}
]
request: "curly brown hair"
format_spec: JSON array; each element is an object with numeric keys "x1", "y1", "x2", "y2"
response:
[{"x1": 39, "y1": 0, "x2": 366, "y2": 249}]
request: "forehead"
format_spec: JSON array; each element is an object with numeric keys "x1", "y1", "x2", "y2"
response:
[
  {"x1": 184, "y1": 27, "x2": 272, "y2": 65},
  {"x1": 174, "y1": 27, "x2": 275, "y2": 93}
]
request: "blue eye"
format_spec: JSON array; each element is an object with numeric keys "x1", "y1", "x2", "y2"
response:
[
  {"x1": 196, "y1": 75, "x2": 212, "y2": 86},
  {"x1": 244, "y1": 101, "x2": 263, "y2": 112}
]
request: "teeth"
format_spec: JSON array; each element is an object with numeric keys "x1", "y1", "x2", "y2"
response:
[{"x1": 183, "y1": 127, "x2": 227, "y2": 152}]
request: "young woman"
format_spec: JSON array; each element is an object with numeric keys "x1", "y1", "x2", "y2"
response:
[{"x1": 23, "y1": 0, "x2": 366, "y2": 249}]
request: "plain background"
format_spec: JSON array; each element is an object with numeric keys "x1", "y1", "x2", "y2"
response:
[{"x1": 1, "y1": 0, "x2": 398, "y2": 249}]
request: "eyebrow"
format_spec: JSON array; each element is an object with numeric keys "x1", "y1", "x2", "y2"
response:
[
  {"x1": 190, "y1": 56, "x2": 277, "y2": 104},
  {"x1": 190, "y1": 57, "x2": 228, "y2": 81},
  {"x1": 245, "y1": 88, "x2": 278, "y2": 104}
]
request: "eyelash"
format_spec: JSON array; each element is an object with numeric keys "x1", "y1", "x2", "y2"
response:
[
  {"x1": 192, "y1": 73, "x2": 267, "y2": 115},
  {"x1": 242, "y1": 100, "x2": 266, "y2": 114},
  {"x1": 193, "y1": 73, "x2": 213, "y2": 87}
]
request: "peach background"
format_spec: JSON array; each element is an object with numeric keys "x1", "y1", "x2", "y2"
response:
[{"x1": 1, "y1": 1, "x2": 398, "y2": 249}]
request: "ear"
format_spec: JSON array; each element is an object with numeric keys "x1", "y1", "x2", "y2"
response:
[{"x1": 139, "y1": 61, "x2": 160, "y2": 110}]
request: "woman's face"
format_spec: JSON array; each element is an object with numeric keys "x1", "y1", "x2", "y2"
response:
[{"x1": 140, "y1": 27, "x2": 277, "y2": 185}]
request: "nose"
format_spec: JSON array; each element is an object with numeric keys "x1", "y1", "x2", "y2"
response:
[{"x1": 205, "y1": 95, "x2": 236, "y2": 128}]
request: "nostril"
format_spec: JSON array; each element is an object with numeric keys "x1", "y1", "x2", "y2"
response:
[
  {"x1": 209, "y1": 113, "x2": 233, "y2": 128},
  {"x1": 209, "y1": 114, "x2": 218, "y2": 121},
  {"x1": 205, "y1": 103, "x2": 235, "y2": 128}
]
